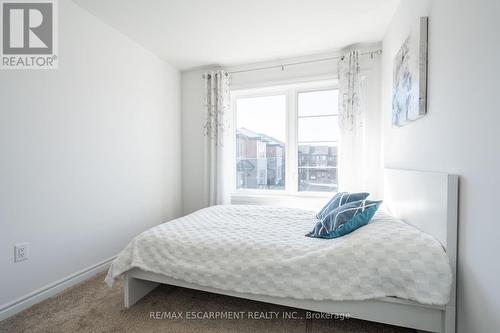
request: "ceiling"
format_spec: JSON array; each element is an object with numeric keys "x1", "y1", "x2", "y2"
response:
[{"x1": 73, "y1": 0, "x2": 400, "y2": 71}]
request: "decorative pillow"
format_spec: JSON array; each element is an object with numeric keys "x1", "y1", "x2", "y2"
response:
[
  {"x1": 316, "y1": 192, "x2": 370, "y2": 220},
  {"x1": 307, "y1": 200, "x2": 382, "y2": 239}
]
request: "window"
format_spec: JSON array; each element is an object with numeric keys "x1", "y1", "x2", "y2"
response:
[
  {"x1": 297, "y1": 90, "x2": 339, "y2": 192},
  {"x1": 233, "y1": 80, "x2": 339, "y2": 196},
  {"x1": 235, "y1": 95, "x2": 286, "y2": 190}
]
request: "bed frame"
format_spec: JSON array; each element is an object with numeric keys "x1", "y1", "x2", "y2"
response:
[{"x1": 123, "y1": 168, "x2": 458, "y2": 333}]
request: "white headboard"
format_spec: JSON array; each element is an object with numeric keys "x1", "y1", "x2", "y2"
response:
[
  {"x1": 384, "y1": 168, "x2": 458, "y2": 251},
  {"x1": 384, "y1": 168, "x2": 458, "y2": 333}
]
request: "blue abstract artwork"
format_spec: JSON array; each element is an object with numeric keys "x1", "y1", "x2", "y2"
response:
[{"x1": 392, "y1": 17, "x2": 428, "y2": 127}]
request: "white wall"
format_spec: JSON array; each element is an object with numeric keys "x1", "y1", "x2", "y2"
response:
[
  {"x1": 181, "y1": 48, "x2": 383, "y2": 215},
  {"x1": 181, "y1": 69, "x2": 207, "y2": 214},
  {"x1": 381, "y1": 1, "x2": 500, "y2": 332},
  {"x1": 0, "y1": 0, "x2": 181, "y2": 309}
]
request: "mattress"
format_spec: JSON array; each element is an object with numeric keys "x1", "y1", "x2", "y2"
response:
[{"x1": 105, "y1": 205, "x2": 452, "y2": 306}]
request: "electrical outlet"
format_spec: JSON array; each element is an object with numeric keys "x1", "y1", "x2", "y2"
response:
[{"x1": 14, "y1": 243, "x2": 29, "y2": 262}]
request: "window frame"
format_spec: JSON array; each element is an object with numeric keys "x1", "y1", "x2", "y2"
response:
[{"x1": 231, "y1": 79, "x2": 339, "y2": 199}]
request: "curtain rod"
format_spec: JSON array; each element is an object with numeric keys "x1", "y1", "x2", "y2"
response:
[{"x1": 225, "y1": 49, "x2": 382, "y2": 75}]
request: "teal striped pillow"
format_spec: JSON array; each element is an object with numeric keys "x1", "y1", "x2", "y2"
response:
[
  {"x1": 307, "y1": 200, "x2": 382, "y2": 239},
  {"x1": 316, "y1": 192, "x2": 370, "y2": 220}
]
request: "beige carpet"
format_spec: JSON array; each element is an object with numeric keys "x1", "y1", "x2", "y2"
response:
[{"x1": 0, "y1": 272, "x2": 415, "y2": 333}]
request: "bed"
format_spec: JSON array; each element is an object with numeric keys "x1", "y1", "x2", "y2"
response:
[{"x1": 106, "y1": 169, "x2": 458, "y2": 333}]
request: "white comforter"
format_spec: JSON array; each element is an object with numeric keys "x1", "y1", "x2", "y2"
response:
[{"x1": 105, "y1": 205, "x2": 452, "y2": 306}]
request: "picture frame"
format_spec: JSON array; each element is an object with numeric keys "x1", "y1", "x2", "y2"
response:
[{"x1": 392, "y1": 16, "x2": 429, "y2": 127}]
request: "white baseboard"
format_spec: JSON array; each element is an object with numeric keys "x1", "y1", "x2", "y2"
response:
[{"x1": 0, "y1": 256, "x2": 116, "y2": 322}]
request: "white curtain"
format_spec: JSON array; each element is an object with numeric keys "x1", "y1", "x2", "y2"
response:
[
  {"x1": 204, "y1": 70, "x2": 231, "y2": 206},
  {"x1": 338, "y1": 50, "x2": 366, "y2": 192}
]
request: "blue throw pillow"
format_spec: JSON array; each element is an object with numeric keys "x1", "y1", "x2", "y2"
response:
[
  {"x1": 307, "y1": 200, "x2": 382, "y2": 239},
  {"x1": 316, "y1": 192, "x2": 370, "y2": 220}
]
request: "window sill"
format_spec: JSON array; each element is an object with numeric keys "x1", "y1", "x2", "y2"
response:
[
  {"x1": 231, "y1": 191, "x2": 333, "y2": 199},
  {"x1": 231, "y1": 192, "x2": 332, "y2": 210}
]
